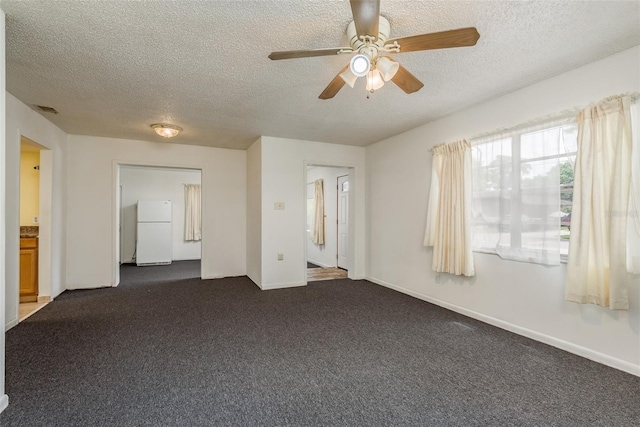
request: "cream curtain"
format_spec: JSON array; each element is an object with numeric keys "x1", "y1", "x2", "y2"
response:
[
  {"x1": 627, "y1": 99, "x2": 640, "y2": 274},
  {"x1": 566, "y1": 95, "x2": 634, "y2": 310},
  {"x1": 424, "y1": 140, "x2": 474, "y2": 276},
  {"x1": 184, "y1": 184, "x2": 201, "y2": 241},
  {"x1": 312, "y1": 179, "x2": 325, "y2": 245}
]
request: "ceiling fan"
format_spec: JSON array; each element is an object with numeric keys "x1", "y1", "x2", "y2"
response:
[{"x1": 268, "y1": 0, "x2": 480, "y2": 99}]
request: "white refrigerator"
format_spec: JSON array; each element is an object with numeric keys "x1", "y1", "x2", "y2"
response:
[{"x1": 136, "y1": 200, "x2": 172, "y2": 266}]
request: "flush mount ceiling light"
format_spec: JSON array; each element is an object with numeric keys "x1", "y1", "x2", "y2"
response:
[{"x1": 151, "y1": 123, "x2": 182, "y2": 138}]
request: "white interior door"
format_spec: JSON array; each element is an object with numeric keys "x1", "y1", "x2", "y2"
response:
[{"x1": 337, "y1": 175, "x2": 349, "y2": 270}]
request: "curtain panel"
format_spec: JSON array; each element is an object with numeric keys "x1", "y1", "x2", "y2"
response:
[
  {"x1": 184, "y1": 184, "x2": 201, "y2": 241},
  {"x1": 424, "y1": 140, "x2": 474, "y2": 276},
  {"x1": 312, "y1": 179, "x2": 325, "y2": 245},
  {"x1": 566, "y1": 95, "x2": 636, "y2": 310},
  {"x1": 627, "y1": 99, "x2": 640, "y2": 274}
]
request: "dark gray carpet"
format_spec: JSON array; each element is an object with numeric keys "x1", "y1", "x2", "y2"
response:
[
  {"x1": 1, "y1": 275, "x2": 638, "y2": 426},
  {"x1": 307, "y1": 262, "x2": 321, "y2": 269},
  {"x1": 120, "y1": 259, "x2": 201, "y2": 284}
]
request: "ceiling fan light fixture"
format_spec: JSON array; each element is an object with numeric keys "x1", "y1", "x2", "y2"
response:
[
  {"x1": 349, "y1": 54, "x2": 371, "y2": 77},
  {"x1": 151, "y1": 123, "x2": 182, "y2": 138},
  {"x1": 376, "y1": 56, "x2": 399, "y2": 81},
  {"x1": 366, "y1": 69, "x2": 385, "y2": 92},
  {"x1": 339, "y1": 68, "x2": 358, "y2": 88}
]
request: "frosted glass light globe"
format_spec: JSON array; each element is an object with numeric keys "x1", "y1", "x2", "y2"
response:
[{"x1": 349, "y1": 54, "x2": 370, "y2": 77}]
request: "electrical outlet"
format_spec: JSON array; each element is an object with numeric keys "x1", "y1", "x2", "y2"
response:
[
  {"x1": 32, "y1": 216, "x2": 39, "y2": 224},
  {"x1": 277, "y1": 253, "x2": 284, "y2": 261},
  {"x1": 435, "y1": 273, "x2": 441, "y2": 284}
]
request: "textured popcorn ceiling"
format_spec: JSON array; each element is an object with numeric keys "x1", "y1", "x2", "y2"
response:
[{"x1": 1, "y1": 1, "x2": 639, "y2": 149}]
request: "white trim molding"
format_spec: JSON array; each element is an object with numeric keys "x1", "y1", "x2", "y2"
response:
[
  {"x1": 201, "y1": 274, "x2": 224, "y2": 280},
  {"x1": 5, "y1": 319, "x2": 17, "y2": 332},
  {"x1": 366, "y1": 275, "x2": 640, "y2": 377},
  {"x1": 0, "y1": 394, "x2": 8, "y2": 414},
  {"x1": 261, "y1": 282, "x2": 306, "y2": 291}
]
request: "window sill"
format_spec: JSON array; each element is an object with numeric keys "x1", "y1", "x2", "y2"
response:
[{"x1": 472, "y1": 250, "x2": 569, "y2": 265}]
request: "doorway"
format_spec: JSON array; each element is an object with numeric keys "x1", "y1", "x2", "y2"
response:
[
  {"x1": 18, "y1": 137, "x2": 52, "y2": 322},
  {"x1": 115, "y1": 164, "x2": 203, "y2": 286},
  {"x1": 306, "y1": 166, "x2": 352, "y2": 282}
]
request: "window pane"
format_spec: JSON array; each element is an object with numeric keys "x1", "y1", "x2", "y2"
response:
[
  {"x1": 520, "y1": 124, "x2": 578, "y2": 160},
  {"x1": 521, "y1": 127, "x2": 562, "y2": 160},
  {"x1": 561, "y1": 125, "x2": 578, "y2": 154},
  {"x1": 521, "y1": 157, "x2": 560, "y2": 190},
  {"x1": 472, "y1": 137, "x2": 512, "y2": 191},
  {"x1": 520, "y1": 186, "x2": 560, "y2": 253},
  {"x1": 559, "y1": 155, "x2": 575, "y2": 256},
  {"x1": 471, "y1": 137, "x2": 512, "y2": 253}
]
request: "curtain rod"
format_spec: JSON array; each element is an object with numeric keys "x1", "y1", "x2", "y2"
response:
[{"x1": 428, "y1": 91, "x2": 640, "y2": 152}]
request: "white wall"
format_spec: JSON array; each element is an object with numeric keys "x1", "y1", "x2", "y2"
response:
[
  {"x1": 0, "y1": 9, "x2": 8, "y2": 414},
  {"x1": 120, "y1": 166, "x2": 202, "y2": 263},
  {"x1": 65, "y1": 135, "x2": 246, "y2": 288},
  {"x1": 306, "y1": 166, "x2": 350, "y2": 268},
  {"x1": 5, "y1": 92, "x2": 68, "y2": 330},
  {"x1": 366, "y1": 46, "x2": 640, "y2": 375},
  {"x1": 256, "y1": 136, "x2": 365, "y2": 289},
  {"x1": 246, "y1": 139, "x2": 262, "y2": 285}
]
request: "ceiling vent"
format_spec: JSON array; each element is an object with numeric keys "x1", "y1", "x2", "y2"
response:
[{"x1": 35, "y1": 105, "x2": 59, "y2": 114}]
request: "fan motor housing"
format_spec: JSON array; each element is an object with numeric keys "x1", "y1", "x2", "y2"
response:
[{"x1": 347, "y1": 16, "x2": 391, "y2": 59}]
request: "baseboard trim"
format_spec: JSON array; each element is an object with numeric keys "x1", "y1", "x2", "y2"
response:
[
  {"x1": 201, "y1": 274, "x2": 224, "y2": 280},
  {"x1": 365, "y1": 276, "x2": 640, "y2": 377},
  {"x1": 66, "y1": 284, "x2": 111, "y2": 291},
  {"x1": 261, "y1": 282, "x2": 306, "y2": 291},
  {"x1": 307, "y1": 260, "x2": 335, "y2": 269},
  {"x1": 0, "y1": 394, "x2": 8, "y2": 414},
  {"x1": 37, "y1": 296, "x2": 51, "y2": 303},
  {"x1": 5, "y1": 318, "x2": 18, "y2": 332}
]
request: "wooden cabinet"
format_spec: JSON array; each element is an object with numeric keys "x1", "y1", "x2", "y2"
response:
[{"x1": 20, "y1": 237, "x2": 38, "y2": 303}]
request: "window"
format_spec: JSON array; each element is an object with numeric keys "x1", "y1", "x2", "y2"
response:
[{"x1": 471, "y1": 121, "x2": 577, "y2": 264}]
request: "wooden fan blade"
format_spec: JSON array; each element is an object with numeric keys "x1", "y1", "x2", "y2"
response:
[
  {"x1": 391, "y1": 65, "x2": 424, "y2": 94},
  {"x1": 269, "y1": 47, "x2": 351, "y2": 60},
  {"x1": 319, "y1": 65, "x2": 350, "y2": 100},
  {"x1": 350, "y1": 0, "x2": 380, "y2": 40},
  {"x1": 386, "y1": 27, "x2": 480, "y2": 53}
]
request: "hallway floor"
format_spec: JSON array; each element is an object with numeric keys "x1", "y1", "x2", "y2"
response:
[
  {"x1": 19, "y1": 301, "x2": 48, "y2": 322},
  {"x1": 307, "y1": 267, "x2": 348, "y2": 282}
]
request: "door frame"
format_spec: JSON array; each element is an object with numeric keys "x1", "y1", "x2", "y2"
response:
[
  {"x1": 336, "y1": 174, "x2": 349, "y2": 270},
  {"x1": 13, "y1": 136, "x2": 53, "y2": 328},
  {"x1": 112, "y1": 161, "x2": 204, "y2": 286},
  {"x1": 302, "y1": 161, "x2": 357, "y2": 286}
]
